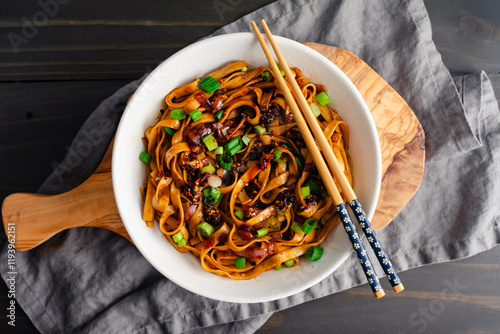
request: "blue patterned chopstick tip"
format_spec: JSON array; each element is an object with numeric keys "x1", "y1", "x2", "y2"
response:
[
  {"x1": 336, "y1": 203, "x2": 384, "y2": 296},
  {"x1": 348, "y1": 198, "x2": 402, "y2": 290}
]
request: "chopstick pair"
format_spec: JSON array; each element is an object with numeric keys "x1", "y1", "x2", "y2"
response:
[{"x1": 251, "y1": 19, "x2": 404, "y2": 298}]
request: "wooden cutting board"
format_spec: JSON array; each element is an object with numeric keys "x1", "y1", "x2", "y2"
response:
[{"x1": 1, "y1": 44, "x2": 425, "y2": 251}]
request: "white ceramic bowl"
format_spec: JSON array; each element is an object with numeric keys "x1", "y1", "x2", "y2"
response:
[{"x1": 112, "y1": 32, "x2": 381, "y2": 303}]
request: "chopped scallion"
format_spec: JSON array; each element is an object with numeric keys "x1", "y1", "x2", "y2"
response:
[
  {"x1": 202, "y1": 134, "x2": 218, "y2": 151},
  {"x1": 305, "y1": 246, "x2": 324, "y2": 261},
  {"x1": 256, "y1": 228, "x2": 268, "y2": 238},
  {"x1": 272, "y1": 149, "x2": 282, "y2": 161},
  {"x1": 226, "y1": 144, "x2": 241, "y2": 156},
  {"x1": 301, "y1": 186, "x2": 310, "y2": 199},
  {"x1": 163, "y1": 127, "x2": 175, "y2": 136},
  {"x1": 242, "y1": 134, "x2": 251, "y2": 146},
  {"x1": 189, "y1": 109, "x2": 203, "y2": 122},
  {"x1": 306, "y1": 182, "x2": 321, "y2": 193},
  {"x1": 235, "y1": 258, "x2": 246, "y2": 268},
  {"x1": 283, "y1": 259, "x2": 295, "y2": 267},
  {"x1": 203, "y1": 186, "x2": 221, "y2": 205},
  {"x1": 315, "y1": 91, "x2": 332, "y2": 106},
  {"x1": 177, "y1": 238, "x2": 187, "y2": 247},
  {"x1": 201, "y1": 165, "x2": 216, "y2": 174},
  {"x1": 291, "y1": 222, "x2": 304, "y2": 234},
  {"x1": 241, "y1": 67, "x2": 248, "y2": 72},
  {"x1": 261, "y1": 70, "x2": 273, "y2": 82},
  {"x1": 215, "y1": 109, "x2": 224, "y2": 120},
  {"x1": 309, "y1": 102, "x2": 321, "y2": 117},
  {"x1": 275, "y1": 265, "x2": 283, "y2": 270},
  {"x1": 220, "y1": 153, "x2": 233, "y2": 170},
  {"x1": 234, "y1": 210, "x2": 245, "y2": 220},
  {"x1": 196, "y1": 222, "x2": 215, "y2": 238},
  {"x1": 215, "y1": 146, "x2": 224, "y2": 155},
  {"x1": 171, "y1": 108, "x2": 186, "y2": 120},
  {"x1": 198, "y1": 75, "x2": 221, "y2": 94},
  {"x1": 172, "y1": 231, "x2": 184, "y2": 243},
  {"x1": 277, "y1": 63, "x2": 285, "y2": 76},
  {"x1": 139, "y1": 152, "x2": 152, "y2": 163},
  {"x1": 295, "y1": 156, "x2": 304, "y2": 171},
  {"x1": 281, "y1": 143, "x2": 293, "y2": 152},
  {"x1": 225, "y1": 137, "x2": 240, "y2": 152},
  {"x1": 253, "y1": 125, "x2": 266, "y2": 134},
  {"x1": 302, "y1": 217, "x2": 317, "y2": 234}
]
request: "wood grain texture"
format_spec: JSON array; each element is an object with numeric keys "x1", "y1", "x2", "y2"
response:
[
  {"x1": 2, "y1": 140, "x2": 130, "y2": 251},
  {"x1": 304, "y1": 43, "x2": 425, "y2": 230},
  {"x1": 1, "y1": 44, "x2": 424, "y2": 250}
]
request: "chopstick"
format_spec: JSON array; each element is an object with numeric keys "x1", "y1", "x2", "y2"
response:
[
  {"x1": 255, "y1": 19, "x2": 404, "y2": 294},
  {"x1": 251, "y1": 21, "x2": 385, "y2": 299}
]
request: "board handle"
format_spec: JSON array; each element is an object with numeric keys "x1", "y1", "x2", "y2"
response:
[
  {"x1": 2, "y1": 172, "x2": 130, "y2": 251},
  {"x1": 2, "y1": 139, "x2": 131, "y2": 251}
]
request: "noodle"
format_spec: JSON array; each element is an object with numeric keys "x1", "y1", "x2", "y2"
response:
[{"x1": 140, "y1": 61, "x2": 352, "y2": 279}]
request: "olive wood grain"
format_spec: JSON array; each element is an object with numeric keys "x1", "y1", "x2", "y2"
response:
[
  {"x1": 304, "y1": 43, "x2": 425, "y2": 230},
  {"x1": 1, "y1": 44, "x2": 424, "y2": 251},
  {"x1": 2, "y1": 139, "x2": 131, "y2": 251}
]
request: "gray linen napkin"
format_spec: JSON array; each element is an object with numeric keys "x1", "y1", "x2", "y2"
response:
[{"x1": 2, "y1": 0, "x2": 499, "y2": 333}]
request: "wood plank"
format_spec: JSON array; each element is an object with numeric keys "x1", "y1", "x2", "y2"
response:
[
  {"x1": 0, "y1": 0, "x2": 277, "y2": 81},
  {"x1": 257, "y1": 244, "x2": 500, "y2": 334},
  {"x1": 0, "y1": 80, "x2": 129, "y2": 203}
]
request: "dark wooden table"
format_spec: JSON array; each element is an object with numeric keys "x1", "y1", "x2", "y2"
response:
[{"x1": 1, "y1": 1, "x2": 499, "y2": 333}]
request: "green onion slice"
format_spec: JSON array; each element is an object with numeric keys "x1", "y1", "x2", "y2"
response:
[
  {"x1": 283, "y1": 259, "x2": 295, "y2": 267},
  {"x1": 305, "y1": 246, "x2": 324, "y2": 261},
  {"x1": 315, "y1": 91, "x2": 332, "y2": 106},
  {"x1": 291, "y1": 222, "x2": 304, "y2": 234},
  {"x1": 163, "y1": 127, "x2": 175, "y2": 136},
  {"x1": 196, "y1": 222, "x2": 215, "y2": 238},
  {"x1": 235, "y1": 258, "x2": 246, "y2": 268},
  {"x1": 272, "y1": 149, "x2": 282, "y2": 161},
  {"x1": 139, "y1": 152, "x2": 152, "y2": 164},
  {"x1": 253, "y1": 125, "x2": 266, "y2": 134},
  {"x1": 301, "y1": 186, "x2": 310, "y2": 199},
  {"x1": 302, "y1": 217, "x2": 318, "y2": 233},
  {"x1": 295, "y1": 156, "x2": 305, "y2": 171},
  {"x1": 275, "y1": 265, "x2": 283, "y2": 270},
  {"x1": 234, "y1": 210, "x2": 245, "y2": 221},
  {"x1": 201, "y1": 165, "x2": 216, "y2": 174},
  {"x1": 198, "y1": 75, "x2": 221, "y2": 94},
  {"x1": 215, "y1": 146, "x2": 224, "y2": 155},
  {"x1": 220, "y1": 153, "x2": 233, "y2": 170},
  {"x1": 256, "y1": 228, "x2": 268, "y2": 238},
  {"x1": 261, "y1": 70, "x2": 273, "y2": 82},
  {"x1": 202, "y1": 134, "x2": 218, "y2": 151},
  {"x1": 215, "y1": 109, "x2": 224, "y2": 120},
  {"x1": 277, "y1": 63, "x2": 285, "y2": 76},
  {"x1": 203, "y1": 187, "x2": 221, "y2": 205},
  {"x1": 306, "y1": 182, "x2": 321, "y2": 193},
  {"x1": 177, "y1": 238, "x2": 187, "y2": 247},
  {"x1": 189, "y1": 109, "x2": 202, "y2": 122},
  {"x1": 172, "y1": 231, "x2": 184, "y2": 243},
  {"x1": 171, "y1": 108, "x2": 187, "y2": 120},
  {"x1": 226, "y1": 144, "x2": 241, "y2": 156},
  {"x1": 242, "y1": 134, "x2": 251, "y2": 146},
  {"x1": 281, "y1": 143, "x2": 293, "y2": 152},
  {"x1": 309, "y1": 102, "x2": 321, "y2": 117},
  {"x1": 225, "y1": 137, "x2": 240, "y2": 152}
]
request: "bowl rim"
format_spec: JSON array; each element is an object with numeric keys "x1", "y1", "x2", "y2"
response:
[{"x1": 112, "y1": 32, "x2": 382, "y2": 303}]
